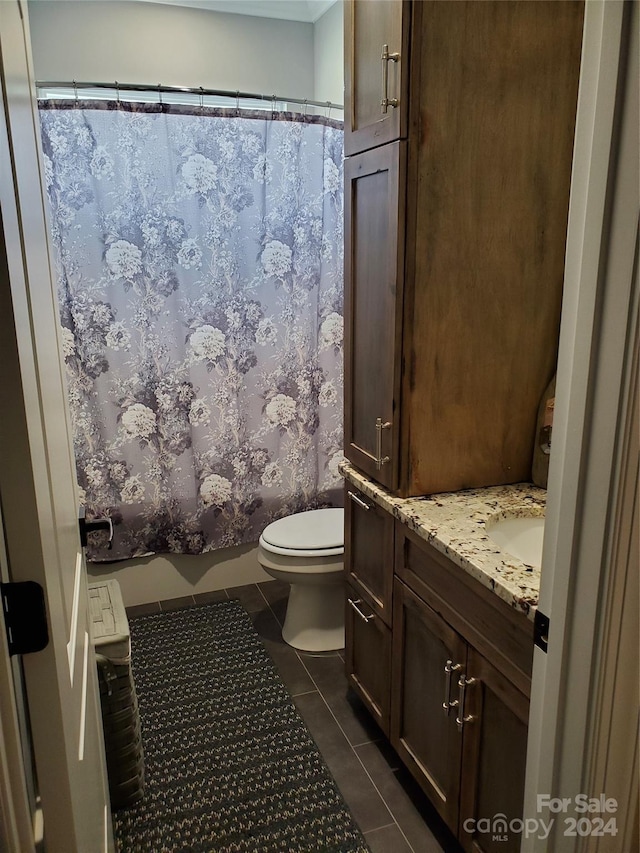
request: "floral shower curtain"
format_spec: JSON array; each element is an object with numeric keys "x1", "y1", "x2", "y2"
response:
[{"x1": 39, "y1": 101, "x2": 344, "y2": 561}]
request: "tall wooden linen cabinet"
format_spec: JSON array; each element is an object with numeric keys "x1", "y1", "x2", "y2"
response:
[
  {"x1": 343, "y1": 0, "x2": 584, "y2": 496},
  {"x1": 342, "y1": 1, "x2": 585, "y2": 850}
]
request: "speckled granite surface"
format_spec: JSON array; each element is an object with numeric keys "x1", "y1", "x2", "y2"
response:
[{"x1": 340, "y1": 461, "x2": 546, "y2": 621}]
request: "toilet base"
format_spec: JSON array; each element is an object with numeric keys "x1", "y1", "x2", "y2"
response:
[
  {"x1": 257, "y1": 544, "x2": 345, "y2": 652},
  {"x1": 281, "y1": 580, "x2": 345, "y2": 652}
]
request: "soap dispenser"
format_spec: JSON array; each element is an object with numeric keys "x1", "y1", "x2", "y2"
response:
[{"x1": 531, "y1": 374, "x2": 556, "y2": 488}]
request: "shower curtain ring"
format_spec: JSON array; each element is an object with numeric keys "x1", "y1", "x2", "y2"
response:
[
  {"x1": 236, "y1": 90, "x2": 240, "y2": 116},
  {"x1": 199, "y1": 87, "x2": 204, "y2": 112},
  {"x1": 158, "y1": 84, "x2": 163, "y2": 106},
  {"x1": 115, "y1": 81, "x2": 120, "y2": 104},
  {"x1": 73, "y1": 80, "x2": 78, "y2": 102},
  {"x1": 326, "y1": 101, "x2": 331, "y2": 119},
  {"x1": 303, "y1": 98, "x2": 308, "y2": 120},
  {"x1": 271, "y1": 93, "x2": 276, "y2": 119}
]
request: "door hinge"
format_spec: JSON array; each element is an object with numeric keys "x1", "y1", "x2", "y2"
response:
[
  {"x1": 534, "y1": 609, "x2": 550, "y2": 653},
  {"x1": 0, "y1": 581, "x2": 49, "y2": 656}
]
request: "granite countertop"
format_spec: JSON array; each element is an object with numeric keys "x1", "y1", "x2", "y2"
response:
[{"x1": 339, "y1": 461, "x2": 546, "y2": 621}]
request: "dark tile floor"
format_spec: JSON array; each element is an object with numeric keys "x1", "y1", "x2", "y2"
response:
[{"x1": 126, "y1": 581, "x2": 463, "y2": 853}]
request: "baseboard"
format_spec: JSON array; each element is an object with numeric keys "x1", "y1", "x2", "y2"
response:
[{"x1": 87, "y1": 542, "x2": 270, "y2": 607}]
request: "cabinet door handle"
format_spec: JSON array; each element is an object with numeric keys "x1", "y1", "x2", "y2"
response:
[
  {"x1": 381, "y1": 44, "x2": 400, "y2": 114},
  {"x1": 442, "y1": 659, "x2": 462, "y2": 715},
  {"x1": 348, "y1": 490, "x2": 371, "y2": 511},
  {"x1": 347, "y1": 597, "x2": 376, "y2": 623},
  {"x1": 375, "y1": 418, "x2": 392, "y2": 470},
  {"x1": 455, "y1": 675, "x2": 477, "y2": 732}
]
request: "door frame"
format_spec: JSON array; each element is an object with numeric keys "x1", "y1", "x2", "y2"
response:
[{"x1": 523, "y1": 1, "x2": 638, "y2": 850}]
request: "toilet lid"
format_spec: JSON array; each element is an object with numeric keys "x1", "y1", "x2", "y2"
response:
[{"x1": 259, "y1": 508, "x2": 344, "y2": 557}]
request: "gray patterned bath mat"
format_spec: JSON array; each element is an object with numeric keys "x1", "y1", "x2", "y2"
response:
[{"x1": 113, "y1": 600, "x2": 370, "y2": 852}]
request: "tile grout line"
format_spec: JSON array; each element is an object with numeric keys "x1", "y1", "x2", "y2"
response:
[
  {"x1": 255, "y1": 581, "x2": 272, "y2": 606},
  {"x1": 294, "y1": 648, "x2": 419, "y2": 853},
  {"x1": 255, "y1": 584, "x2": 322, "y2": 700},
  {"x1": 159, "y1": 594, "x2": 195, "y2": 611},
  {"x1": 363, "y1": 821, "x2": 399, "y2": 836},
  {"x1": 256, "y1": 581, "x2": 283, "y2": 626}
]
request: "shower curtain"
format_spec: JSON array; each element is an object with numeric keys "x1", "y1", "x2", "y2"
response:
[{"x1": 39, "y1": 101, "x2": 344, "y2": 561}]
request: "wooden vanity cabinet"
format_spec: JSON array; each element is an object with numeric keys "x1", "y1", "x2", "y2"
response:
[
  {"x1": 344, "y1": 485, "x2": 394, "y2": 734},
  {"x1": 343, "y1": 492, "x2": 536, "y2": 844},
  {"x1": 395, "y1": 526, "x2": 534, "y2": 696},
  {"x1": 343, "y1": 0, "x2": 584, "y2": 497},
  {"x1": 391, "y1": 524, "x2": 534, "y2": 850}
]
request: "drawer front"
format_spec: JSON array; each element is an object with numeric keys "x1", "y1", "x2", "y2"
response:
[
  {"x1": 344, "y1": 485, "x2": 394, "y2": 626},
  {"x1": 345, "y1": 582, "x2": 392, "y2": 736},
  {"x1": 395, "y1": 523, "x2": 534, "y2": 695}
]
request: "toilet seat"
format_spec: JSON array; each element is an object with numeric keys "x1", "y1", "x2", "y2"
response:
[{"x1": 259, "y1": 508, "x2": 344, "y2": 558}]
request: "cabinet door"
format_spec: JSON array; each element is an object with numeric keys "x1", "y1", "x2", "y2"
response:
[
  {"x1": 344, "y1": 142, "x2": 405, "y2": 491},
  {"x1": 345, "y1": 583, "x2": 392, "y2": 735},
  {"x1": 390, "y1": 579, "x2": 467, "y2": 831},
  {"x1": 344, "y1": 0, "x2": 410, "y2": 156},
  {"x1": 458, "y1": 648, "x2": 530, "y2": 853},
  {"x1": 401, "y1": 0, "x2": 584, "y2": 496},
  {"x1": 344, "y1": 485, "x2": 394, "y2": 625}
]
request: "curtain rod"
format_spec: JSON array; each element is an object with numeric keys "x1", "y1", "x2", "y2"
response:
[{"x1": 35, "y1": 80, "x2": 344, "y2": 111}]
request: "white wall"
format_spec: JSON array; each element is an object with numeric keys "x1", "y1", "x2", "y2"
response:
[
  {"x1": 313, "y1": 0, "x2": 343, "y2": 106},
  {"x1": 28, "y1": 0, "x2": 315, "y2": 97}
]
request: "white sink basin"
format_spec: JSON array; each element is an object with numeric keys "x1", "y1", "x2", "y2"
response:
[{"x1": 486, "y1": 515, "x2": 545, "y2": 568}]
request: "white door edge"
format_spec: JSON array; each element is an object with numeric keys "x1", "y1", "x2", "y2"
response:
[
  {"x1": 523, "y1": 1, "x2": 638, "y2": 850},
  {"x1": 0, "y1": 506, "x2": 36, "y2": 853},
  {"x1": 0, "y1": 2, "x2": 114, "y2": 849}
]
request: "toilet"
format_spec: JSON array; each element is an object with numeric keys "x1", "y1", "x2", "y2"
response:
[{"x1": 257, "y1": 508, "x2": 345, "y2": 652}]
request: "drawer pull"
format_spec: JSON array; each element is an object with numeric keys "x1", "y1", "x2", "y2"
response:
[
  {"x1": 455, "y1": 675, "x2": 477, "y2": 732},
  {"x1": 442, "y1": 659, "x2": 461, "y2": 716},
  {"x1": 347, "y1": 597, "x2": 375, "y2": 623},
  {"x1": 348, "y1": 490, "x2": 371, "y2": 511}
]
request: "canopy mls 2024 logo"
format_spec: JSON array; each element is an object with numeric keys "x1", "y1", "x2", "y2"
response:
[{"x1": 462, "y1": 795, "x2": 618, "y2": 843}]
